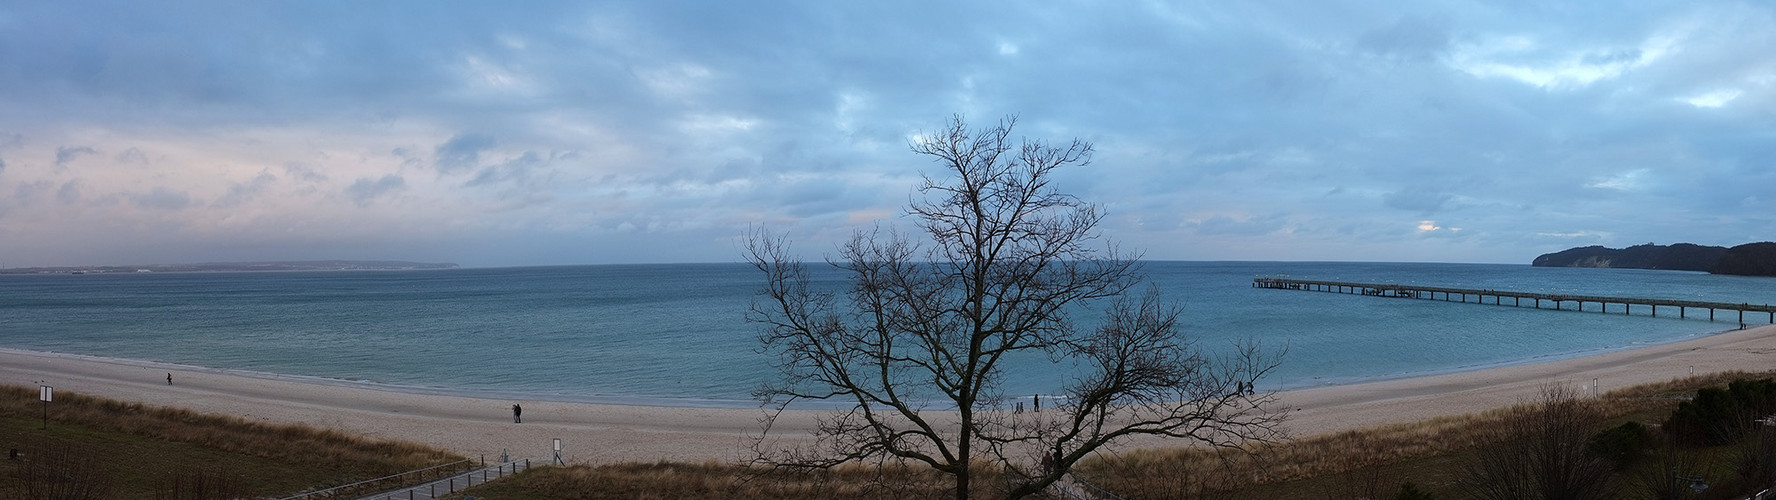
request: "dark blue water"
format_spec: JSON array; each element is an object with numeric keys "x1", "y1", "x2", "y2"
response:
[{"x1": 2, "y1": 262, "x2": 1771, "y2": 406}]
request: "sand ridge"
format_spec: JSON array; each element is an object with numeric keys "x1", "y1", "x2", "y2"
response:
[{"x1": 3, "y1": 324, "x2": 1773, "y2": 463}]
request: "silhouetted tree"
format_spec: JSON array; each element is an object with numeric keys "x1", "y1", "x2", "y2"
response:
[
  {"x1": 1635, "y1": 437, "x2": 1709, "y2": 500},
  {"x1": 746, "y1": 115, "x2": 1284, "y2": 499},
  {"x1": 1459, "y1": 384, "x2": 1617, "y2": 500}
]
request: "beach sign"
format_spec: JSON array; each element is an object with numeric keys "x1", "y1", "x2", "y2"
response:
[{"x1": 39, "y1": 385, "x2": 51, "y2": 429}]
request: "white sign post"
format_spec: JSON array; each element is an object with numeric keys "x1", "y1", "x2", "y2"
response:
[
  {"x1": 39, "y1": 385, "x2": 51, "y2": 429},
  {"x1": 552, "y1": 438, "x2": 563, "y2": 465}
]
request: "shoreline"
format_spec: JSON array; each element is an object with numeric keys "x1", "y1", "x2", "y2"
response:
[
  {"x1": 4, "y1": 324, "x2": 1774, "y2": 463},
  {"x1": 1272, "y1": 324, "x2": 1736, "y2": 392},
  {"x1": 0, "y1": 323, "x2": 1735, "y2": 410}
]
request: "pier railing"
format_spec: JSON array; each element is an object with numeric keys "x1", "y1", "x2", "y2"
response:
[{"x1": 1254, "y1": 277, "x2": 1776, "y2": 325}]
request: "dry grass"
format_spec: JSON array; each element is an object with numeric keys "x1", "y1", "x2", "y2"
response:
[
  {"x1": 0, "y1": 384, "x2": 455, "y2": 471},
  {"x1": 1076, "y1": 370, "x2": 1776, "y2": 497},
  {"x1": 446, "y1": 371, "x2": 1774, "y2": 499},
  {"x1": 2, "y1": 384, "x2": 462, "y2": 498},
  {"x1": 445, "y1": 460, "x2": 1006, "y2": 499},
  {"x1": 9, "y1": 370, "x2": 1768, "y2": 499}
]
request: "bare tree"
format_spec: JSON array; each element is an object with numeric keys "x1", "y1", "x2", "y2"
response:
[
  {"x1": 1460, "y1": 384, "x2": 1618, "y2": 500},
  {"x1": 1635, "y1": 436, "x2": 1710, "y2": 500},
  {"x1": 745, "y1": 115, "x2": 1284, "y2": 500}
]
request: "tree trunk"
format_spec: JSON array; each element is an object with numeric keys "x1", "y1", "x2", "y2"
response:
[
  {"x1": 956, "y1": 466, "x2": 970, "y2": 500},
  {"x1": 957, "y1": 405, "x2": 972, "y2": 500}
]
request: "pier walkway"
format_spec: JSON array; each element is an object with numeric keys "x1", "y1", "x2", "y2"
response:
[{"x1": 1253, "y1": 277, "x2": 1776, "y2": 325}]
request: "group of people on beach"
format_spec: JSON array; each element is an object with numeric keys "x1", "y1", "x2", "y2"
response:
[{"x1": 1234, "y1": 381, "x2": 1255, "y2": 396}]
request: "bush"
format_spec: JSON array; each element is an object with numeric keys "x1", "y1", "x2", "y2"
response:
[
  {"x1": 1394, "y1": 481, "x2": 1434, "y2": 500},
  {"x1": 1458, "y1": 385, "x2": 1617, "y2": 500},
  {"x1": 1664, "y1": 378, "x2": 1776, "y2": 446},
  {"x1": 1727, "y1": 378, "x2": 1776, "y2": 417},
  {"x1": 1588, "y1": 421, "x2": 1653, "y2": 470}
]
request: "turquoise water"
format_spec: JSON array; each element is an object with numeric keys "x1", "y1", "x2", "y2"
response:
[{"x1": 1, "y1": 262, "x2": 1771, "y2": 406}]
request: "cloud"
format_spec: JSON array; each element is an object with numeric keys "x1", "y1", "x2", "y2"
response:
[
  {"x1": 346, "y1": 174, "x2": 405, "y2": 207},
  {"x1": 57, "y1": 181, "x2": 81, "y2": 204},
  {"x1": 1192, "y1": 214, "x2": 1286, "y2": 236},
  {"x1": 1446, "y1": 32, "x2": 1677, "y2": 89},
  {"x1": 1537, "y1": 230, "x2": 1612, "y2": 240},
  {"x1": 216, "y1": 171, "x2": 279, "y2": 208},
  {"x1": 466, "y1": 150, "x2": 545, "y2": 187},
  {"x1": 434, "y1": 133, "x2": 496, "y2": 173},
  {"x1": 115, "y1": 147, "x2": 150, "y2": 164},
  {"x1": 132, "y1": 187, "x2": 192, "y2": 210},
  {"x1": 1357, "y1": 14, "x2": 1451, "y2": 60},
  {"x1": 1385, "y1": 190, "x2": 1455, "y2": 214},
  {"x1": 1681, "y1": 89, "x2": 1742, "y2": 108},
  {"x1": 0, "y1": 2, "x2": 1772, "y2": 266},
  {"x1": 54, "y1": 146, "x2": 98, "y2": 167},
  {"x1": 283, "y1": 162, "x2": 327, "y2": 183},
  {"x1": 1588, "y1": 169, "x2": 1651, "y2": 191}
]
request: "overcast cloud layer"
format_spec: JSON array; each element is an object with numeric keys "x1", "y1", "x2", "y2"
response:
[{"x1": 1, "y1": 1, "x2": 1771, "y2": 267}]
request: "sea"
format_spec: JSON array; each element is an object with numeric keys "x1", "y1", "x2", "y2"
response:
[{"x1": 2, "y1": 262, "x2": 1773, "y2": 407}]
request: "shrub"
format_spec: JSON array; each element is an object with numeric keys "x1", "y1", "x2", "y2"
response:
[
  {"x1": 1726, "y1": 378, "x2": 1776, "y2": 418},
  {"x1": 1393, "y1": 481, "x2": 1434, "y2": 500},
  {"x1": 1664, "y1": 378, "x2": 1776, "y2": 446},
  {"x1": 1588, "y1": 421, "x2": 1653, "y2": 470},
  {"x1": 14, "y1": 440, "x2": 115, "y2": 500},
  {"x1": 1458, "y1": 384, "x2": 1617, "y2": 500}
]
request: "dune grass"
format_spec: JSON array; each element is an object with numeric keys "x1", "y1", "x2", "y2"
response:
[
  {"x1": 1, "y1": 384, "x2": 461, "y2": 499},
  {"x1": 7, "y1": 371, "x2": 1771, "y2": 499},
  {"x1": 441, "y1": 461, "x2": 997, "y2": 500},
  {"x1": 437, "y1": 371, "x2": 1772, "y2": 499},
  {"x1": 1075, "y1": 370, "x2": 1776, "y2": 499}
]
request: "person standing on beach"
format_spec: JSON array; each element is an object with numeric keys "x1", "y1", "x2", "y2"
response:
[
  {"x1": 513, "y1": 403, "x2": 522, "y2": 423},
  {"x1": 166, "y1": 373, "x2": 172, "y2": 385}
]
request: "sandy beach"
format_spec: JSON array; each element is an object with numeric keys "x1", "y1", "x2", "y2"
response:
[{"x1": 4, "y1": 324, "x2": 1773, "y2": 464}]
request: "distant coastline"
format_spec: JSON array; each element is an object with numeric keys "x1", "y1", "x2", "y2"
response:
[
  {"x1": 0, "y1": 260, "x2": 459, "y2": 275},
  {"x1": 1533, "y1": 242, "x2": 1776, "y2": 277}
]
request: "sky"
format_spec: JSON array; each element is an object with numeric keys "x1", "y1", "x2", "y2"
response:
[{"x1": 1, "y1": 1, "x2": 1772, "y2": 268}]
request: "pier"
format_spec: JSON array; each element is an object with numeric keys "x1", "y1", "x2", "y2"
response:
[{"x1": 1253, "y1": 277, "x2": 1776, "y2": 325}]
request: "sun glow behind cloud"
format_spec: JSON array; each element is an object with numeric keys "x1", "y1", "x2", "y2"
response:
[
  {"x1": 1682, "y1": 89, "x2": 1742, "y2": 108},
  {"x1": 1446, "y1": 33, "x2": 1679, "y2": 89}
]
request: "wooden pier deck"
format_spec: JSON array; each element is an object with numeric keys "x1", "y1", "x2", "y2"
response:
[{"x1": 1253, "y1": 277, "x2": 1776, "y2": 325}]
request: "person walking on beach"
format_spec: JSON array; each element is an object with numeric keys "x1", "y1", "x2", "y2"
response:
[
  {"x1": 512, "y1": 403, "x2": 522, "y2": 424},
  {"x1": 166, "y1": 373, "x2": 172, "y2": 385}
]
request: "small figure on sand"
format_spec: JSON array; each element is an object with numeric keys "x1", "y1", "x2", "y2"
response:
[
  {"x1": 513, "y1": 403, "x2": 522, "y2": 424},
  {"x1": 1033, "y1": 394, "x2": 1040, "y2": 412},
  {"x1": 166, "y1": 373, "x2": 173, "y2": 385}
]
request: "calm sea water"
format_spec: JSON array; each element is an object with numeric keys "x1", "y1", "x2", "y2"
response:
[{"x1": 2, "y1": 262, "x2": 1772, "y2": 407}]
